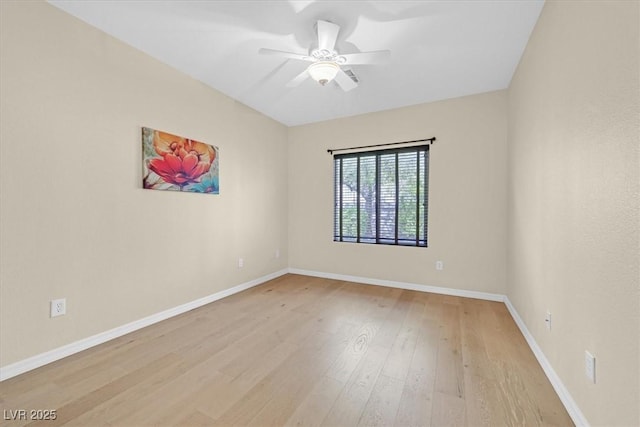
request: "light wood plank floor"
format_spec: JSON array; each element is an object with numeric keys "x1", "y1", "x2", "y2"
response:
[{"x1": 0, "y1": 274, "x2": 572, "y2": 426}]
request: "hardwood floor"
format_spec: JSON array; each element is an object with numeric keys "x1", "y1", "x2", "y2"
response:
[{"x1": 0, "y1": 274, "x2": 572, "y2": 426}]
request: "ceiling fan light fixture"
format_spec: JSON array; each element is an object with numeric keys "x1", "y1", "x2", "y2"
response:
[{"x1": 308, "y1": 61, "x2": 339, "y2": 86}]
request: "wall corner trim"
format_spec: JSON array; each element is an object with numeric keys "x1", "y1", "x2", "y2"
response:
[
  {"x1": 504, "y1": 297, "x2": 590, "y2": 427},
  {"x1": 287, "y1": 268, "x2": 505, "y2": 302},
  {"x1": 0, "y1": 268, "x2": 288, "y2": 382},
  {"x1": 289, "y1": 268, "x2": 588, "y2": 426},
  {"x1": 0, "y1": 266, "x2": 589, "y2": 427}
]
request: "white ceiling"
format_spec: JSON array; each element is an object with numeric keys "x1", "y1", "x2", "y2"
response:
[{"x1": 49, "y1": 0, "x2": 544, "y2": 127}]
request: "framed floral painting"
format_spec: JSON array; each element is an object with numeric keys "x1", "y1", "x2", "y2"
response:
[{"x1": 142, "y1": 127, "x2": 219, "y2": 194}]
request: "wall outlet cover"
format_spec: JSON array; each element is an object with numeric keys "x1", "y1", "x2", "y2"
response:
[
  {"x1": 545, "y1": 310, "x2": 551, "y2": 331},
  {"x1": 51, "y1": 298, "x2": 66, "y2": 317},
  {"x1": 585, "y1": 350, "x2": 596, "y2": 383}
]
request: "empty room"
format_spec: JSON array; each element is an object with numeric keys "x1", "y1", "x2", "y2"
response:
[{"x1": 0, "y1": 1, "x2": 638, "y2": 426}]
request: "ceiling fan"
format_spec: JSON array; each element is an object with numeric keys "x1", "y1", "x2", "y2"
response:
[{"x1": 259, "y1": 20, "x2": 390, "y2": 92}]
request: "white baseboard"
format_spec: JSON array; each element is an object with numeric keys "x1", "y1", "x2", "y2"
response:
[
  {"x1": 290, "y1": 268, "x2": 587, "y2": 426},
  {"x1": 0, "y1": 269, "x2": 288, "y2": 382},
  {"x1": 288, "y1": 268, "x2": 505, "y2": 302},
  {"x1": 0, "y1": 267, "x2": 588, "y2": 427},
  {"x1": 504, "y1": 297, "x2": 589, "y2": 427}
]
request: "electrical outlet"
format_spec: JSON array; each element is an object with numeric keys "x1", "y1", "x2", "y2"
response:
[
  {"x1": 275, "y1": 249, "x2": 280, "y2": 259},
  {"x1": 238, "y1": 258, "x2": 244, "y2": 268},
  {"x1": 50, "y1": 298, "x2": 66, "y2": 317},
  {"x1": 545, "y1": 310, "x2": 551, "y2": 331},
  {"x1": 585, "y1": 351, "x2": 596, "y2": 383},
  {"x1": 436, "y1": 261, "x2": 444, "y2": 271}
]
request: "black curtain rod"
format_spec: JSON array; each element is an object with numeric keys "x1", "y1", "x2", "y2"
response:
[{"x1": 327, "y1": 137, "x2": 436, "y2": 154}]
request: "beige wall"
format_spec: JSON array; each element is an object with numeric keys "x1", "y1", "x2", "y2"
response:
[
  {"x1": 0, "y1": 1, "x2": 288, "y2": 366},
  {"x1": 507, "y1": 1, "x2": 639, "y2": 425},
  {"x1": 3, "y1": 1, "x2": 638, "y2": 425},
  {"x1": 288, "y1": 91, "x2": 508, "y2": 295}
]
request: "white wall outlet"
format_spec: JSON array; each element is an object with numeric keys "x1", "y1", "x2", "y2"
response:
[
  {"x1": 50, "y1": 298, "x2": 66, "y2": 317},
  {"x1": 435, "y1": 261, "x2": 444, "y2": 271},
  {"x1": 545, "y1": 310, "x2": 552, "y2": 331},
  {"x1": 238, "y1": 258, "x2": 244, "y2": 268},
  {"x1": 585, "y1": 350, "x2": 596, "y2": 383},
  {"x1": 275, "y1": 249, "x2": 280, "y2": 259}
]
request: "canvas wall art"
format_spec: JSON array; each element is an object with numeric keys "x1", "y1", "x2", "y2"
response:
[{"x1": 142, "y1": 127, "x2": 219, "y2": 194}]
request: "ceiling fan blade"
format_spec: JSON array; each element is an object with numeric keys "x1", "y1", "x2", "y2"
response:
[
  {"x1": 317, "y1": 20, "x2": 340, "y2": 52},
  {"x1": 334, "y1": 68, "x2": 357, "y2": 92},
  {"x1": 259, "y1": 48, "x2": 311, "y2": 62},
  {"x1": 286, "y1": 69, "x2": 310, "y2": 88},
  {"x1": 341, "y1": 50, "x2": 391, "y2": 65}
]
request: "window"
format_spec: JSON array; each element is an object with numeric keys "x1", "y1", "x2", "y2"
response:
[{"x1": 333, "y1": 145, "x2": 429, "y2": 247}]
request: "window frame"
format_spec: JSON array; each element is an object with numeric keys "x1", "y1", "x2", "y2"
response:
[{"x1": 333, "y1": 144, "x2": 429, "y2": 248}]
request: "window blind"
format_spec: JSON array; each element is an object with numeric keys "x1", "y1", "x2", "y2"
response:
[{"x1": 333, "y1": 145, "x2": 429, "y2": 247}]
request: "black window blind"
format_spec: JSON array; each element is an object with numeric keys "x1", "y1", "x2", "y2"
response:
[{"x1": 333, "y1": 145, "x2": 429, "y2": 247}]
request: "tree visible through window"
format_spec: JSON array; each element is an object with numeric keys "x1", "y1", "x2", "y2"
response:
[{"x1": 333, "y1": 145, "x2": 429, "y2": 247}]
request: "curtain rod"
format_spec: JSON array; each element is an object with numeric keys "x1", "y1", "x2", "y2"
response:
[{"x1": 327, "y1": 137, "x2": 436, "y2": 154}]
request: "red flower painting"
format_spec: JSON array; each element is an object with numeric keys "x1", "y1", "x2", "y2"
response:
[
  {"x1": 148, "y1": 152, "x2": 210, "y2": 186},
  {"x1": 142, "y1": 127, "x2": 219, "y2": 194}
]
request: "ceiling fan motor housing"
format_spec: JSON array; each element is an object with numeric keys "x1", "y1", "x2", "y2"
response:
[{"x1": 309, "y1": 49, "x2": 347, "y2": 65}]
